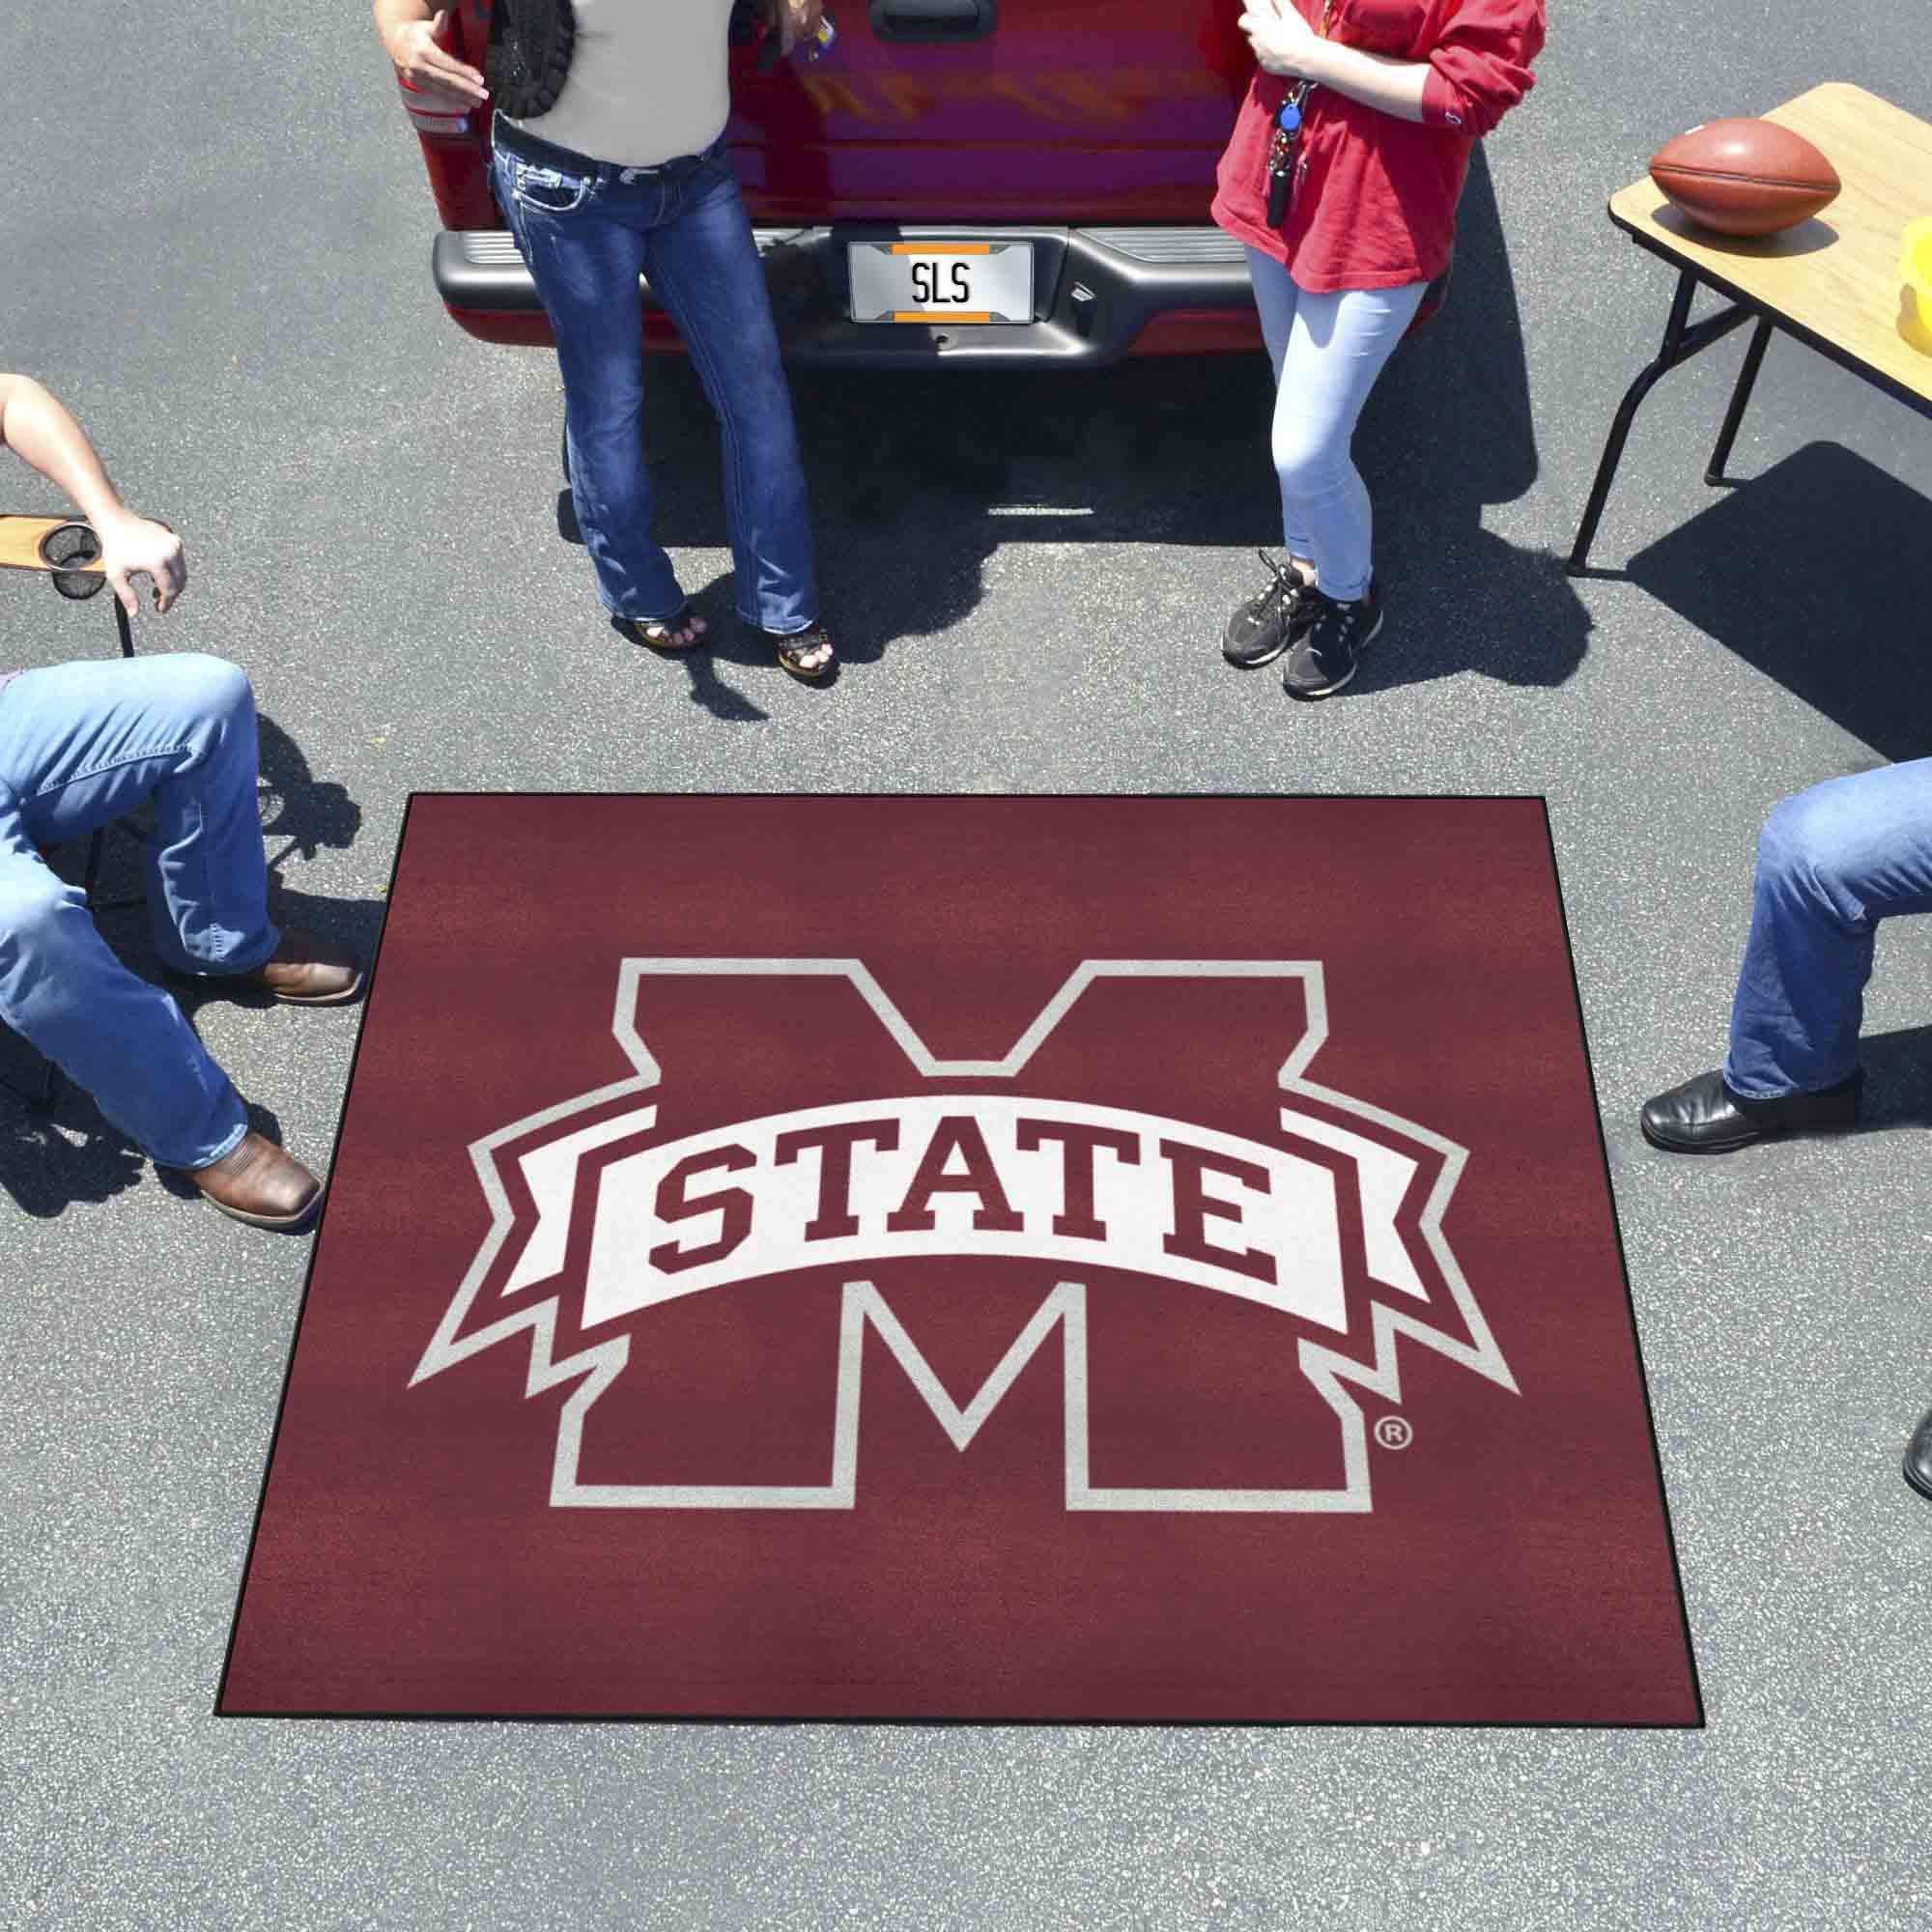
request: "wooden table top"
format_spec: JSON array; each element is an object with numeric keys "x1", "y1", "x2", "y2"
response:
[
  {"x1": 1609, "y1": 82, "x2": 1932, "y2": 410},
  {"x1": 0, "y1": 514, "x2": 103, "y2": 575}
]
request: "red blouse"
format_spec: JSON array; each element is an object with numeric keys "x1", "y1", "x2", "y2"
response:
[{"x1": 1210, "y1": 0, "x2": 1546, "y2": 293}]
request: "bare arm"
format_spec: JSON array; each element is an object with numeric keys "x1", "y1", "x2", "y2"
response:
[
  {"x1": 1240, "y1": 0, "x2": 1541, "y2": 136},
  {"x1": 1301, "y1": 41, "x2": 1430, "y2": 122},
  {"x1": 1238, "y1": 5, "x2": 1429, "y2": 122},
  {"x1": 0, "y1": 374, "x2": 185, "y2": 615},
  {"x1": 374, "y1": 1, "x2": 487, "y2": 110}
]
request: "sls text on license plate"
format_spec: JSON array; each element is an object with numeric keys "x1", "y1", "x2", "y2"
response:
[{"x1": 848, "y1": 242, "x2": 1034, "y2": 325}]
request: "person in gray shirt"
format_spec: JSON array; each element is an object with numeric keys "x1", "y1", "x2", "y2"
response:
[{"x1": 377, "y1": 0, "x2": 838, "y2": 681}]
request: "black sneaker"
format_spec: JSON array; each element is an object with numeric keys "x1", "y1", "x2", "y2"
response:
[
  {"x1": 1282, "y1": 577, "x2": 1382, "y2": 699},
  {"x1": 1222, "y1": 550, "x2": 1318, "y2": 668}
]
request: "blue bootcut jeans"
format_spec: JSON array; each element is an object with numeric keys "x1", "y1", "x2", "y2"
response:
[
  {"x1": 0, "y1": 654, "x2": 276, "y2": 1169},
  {"x1": 493, "y1": 125, "x2": 820, "y2": 636},
  {"x1": 1725, "y1": 759, "x2": 1932, "y2": 1097}
]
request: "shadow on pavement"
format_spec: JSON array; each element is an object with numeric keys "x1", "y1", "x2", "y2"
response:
[
  {"x1": 1347, "y1": 143, "x2": 1591, "y2": 698},
  {"x1": 550, "y1": 144, "x2": 1587, "y2": 706},
  {"x1": 1625, "y1": 442, "x2": 1932, "y2": 762},
  {"x1": 256, "y1": 712, "x2": 361, "y2": 871},
  {"x1": 1857, "y1": 1024, "x2": 1932, "y2": 1133},
  {"x1": 0, "y1": 1056, "x2": 295, "y2": 1223}
]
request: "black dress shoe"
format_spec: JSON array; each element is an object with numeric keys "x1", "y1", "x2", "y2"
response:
[
  {"x1": 1905, "y1": 1408, "x2": 1932, "y2": 1501},
  {"x1": 1639, "y1": 1066, "x2": 1862, "y2": 1153}
]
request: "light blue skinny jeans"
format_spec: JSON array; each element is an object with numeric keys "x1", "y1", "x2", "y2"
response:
[
  {"x1": 1725, "y1": 759, "x2": 1932, "y2": 1098},
  {"x1": 0, "y1": 654, "x2": 275, "y2": 1168},
  {"x1": 1243, "y1": 247, "x2": 1428, "y2": 604},
  {"x1": 494, "y1": 125, "x2": 820, "y2": 635}
]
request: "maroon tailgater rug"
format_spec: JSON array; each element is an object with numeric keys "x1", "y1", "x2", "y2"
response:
[{"x1": 220, "y1": 795, "x2": 1700, "y2": 1725}]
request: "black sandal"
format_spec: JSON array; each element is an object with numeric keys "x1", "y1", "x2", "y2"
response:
[
  {"x1": 619, "y1": 604, "x2": 708, "y2": 655},
  {"x1": 754, "y1": 620, "x2": 837, "y2": 683}
]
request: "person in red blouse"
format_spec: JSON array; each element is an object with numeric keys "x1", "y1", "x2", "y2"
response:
[{"x1": 1212, "y1": 0, "x2": 1545, "y2": 697}]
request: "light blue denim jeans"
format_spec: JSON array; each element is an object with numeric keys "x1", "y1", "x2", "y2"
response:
[
  {"x1": 1243, "y1": 248, "x2": 1428, "y2": 604},
  {"x1": 0, "y1": 654, "x2": 276, "y2": 1168},
  {"x1": 1725, "y1": 759, "x2": 1932, "y2": 1097},
  {"x1": 493, "y1": 125, "x2": 820, "y2": 635}
]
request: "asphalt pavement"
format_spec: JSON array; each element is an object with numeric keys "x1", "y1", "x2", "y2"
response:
[{"x1": 3, "y1": 2, "x2": 1930, "y2": 1927}]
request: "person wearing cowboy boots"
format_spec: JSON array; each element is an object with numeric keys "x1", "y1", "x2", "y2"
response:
[{"x1": 0, "y1": 373, "x2": 361, "y2": 1231}]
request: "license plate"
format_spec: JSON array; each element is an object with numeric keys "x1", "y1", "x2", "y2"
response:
[{"x1": 847, "y1": 242, "x2": 1034, "y2": 325}]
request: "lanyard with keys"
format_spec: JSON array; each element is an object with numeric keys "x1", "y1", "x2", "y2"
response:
[{"x1": 1264, "y1": 0, "x2": 1339, "y2": 226}]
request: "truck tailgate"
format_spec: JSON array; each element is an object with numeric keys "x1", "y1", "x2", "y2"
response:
[{"x1": 728, "y1": 1, "x2": 1252, "y2": 224}]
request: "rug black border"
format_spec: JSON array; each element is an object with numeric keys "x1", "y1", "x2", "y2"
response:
[{"x1": 215, "y1": 789, "x2": 1706, "y2": 1732}]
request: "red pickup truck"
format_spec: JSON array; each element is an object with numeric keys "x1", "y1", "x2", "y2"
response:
[{"x1": 402, "y1": 1, "x2": 1337, "y2": 367}]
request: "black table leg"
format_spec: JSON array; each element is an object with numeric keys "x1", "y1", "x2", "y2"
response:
[
  {"x1": 1567, "y1": 268, "x2": 1758, "y2": 575},
  {"x1": 81, "y1": 823, "x2": 109, "y2": 902},
  {"x1": 1706, "y1": 317, "x2": 1775, "y2": 485},
  {"x1": 91, "y1": 583, "x2": 144, "y2": 915},
  {"x1": 1568, "y1": 271, "x2": 1696, "y2": 575}
]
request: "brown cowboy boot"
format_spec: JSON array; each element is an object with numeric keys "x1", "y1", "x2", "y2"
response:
[
  {"x1": 186, "y1": 1131, "x2": 323, "y2": 1230},
  {"x1": 232, "y1": 927, "x2": 364, "y2": 1006}
]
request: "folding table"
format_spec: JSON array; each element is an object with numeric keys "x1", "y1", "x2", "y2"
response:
[{"x1": 1569, "y1": 83, "x2": 1932, "y2": 575}]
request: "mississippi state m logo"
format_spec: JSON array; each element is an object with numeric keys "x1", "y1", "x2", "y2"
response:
[{"x1": 412, "y1": 960, "x2": 1517, "y2": 1510}]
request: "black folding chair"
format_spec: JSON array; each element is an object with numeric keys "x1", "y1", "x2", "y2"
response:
[{"x1": 0, "y1": 516, "x2": 140, "y2": 1109}]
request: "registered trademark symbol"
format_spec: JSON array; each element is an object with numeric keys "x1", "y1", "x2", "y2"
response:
[{"x1": 1374, "y1": 1415, "x2": 1413, "y2": 1451}]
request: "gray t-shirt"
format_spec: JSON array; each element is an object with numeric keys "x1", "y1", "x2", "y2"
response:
[{"x1": 505, "y1": 0, "x2": 738, "y2": 168}]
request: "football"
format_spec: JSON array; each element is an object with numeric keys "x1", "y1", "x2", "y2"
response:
[{"x1": 1648, "y1": 118, "x2": 1841, "y2": 237}]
